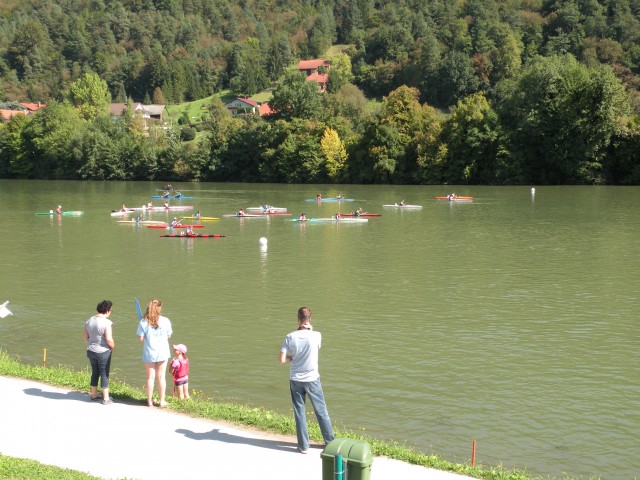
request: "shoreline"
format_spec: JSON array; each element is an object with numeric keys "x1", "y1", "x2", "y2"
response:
[{"x1": 0, "y1": 350, "x2": 531, "y2": 479}]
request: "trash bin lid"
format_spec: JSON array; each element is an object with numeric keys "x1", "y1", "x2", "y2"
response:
[{"x1": 320, "y1": 438, "x2": 373, "y2": 466}]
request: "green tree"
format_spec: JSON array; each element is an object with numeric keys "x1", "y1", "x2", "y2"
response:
[
  {"x1": 68, "y1": 72, "x2": 111, "y2": 121},
  {"x1": 269, "y1": 70, "x2": 323, "y2": 121},
  {"x1": 439, "y1": 92, "x2": 504, "y2": 184},
  {"x1": 20, "y1": 101, "x2": 86, "y2": 178},
  {"x1": 327, "y1": 53, "x2": 354, "y2": 93},
  {"x1": 496, "y1": 54, "x2": 631, "y2": 184}
]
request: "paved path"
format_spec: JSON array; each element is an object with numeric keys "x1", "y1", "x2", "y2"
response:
[{"x1": 0, "y1": 376, "x2": 475, "y2": 480}]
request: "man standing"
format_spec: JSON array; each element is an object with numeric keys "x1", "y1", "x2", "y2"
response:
[{"x1": 279, "y1": 306, "x2": 335, "y2": 453}]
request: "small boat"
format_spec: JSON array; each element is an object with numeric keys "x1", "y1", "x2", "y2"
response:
[
  {"x1": 382, "y1": 204, "x2": 423, "y2": 209},
  {"x1": 151, "y1": 195, "x2": 195, "y2": 199},
  {"x1": 246, "y1": 206, "x2": 287, "y2": 212},
  {"x1": 147, "y1": 224, "x2": 205, "y2": 229},
  {"x1": 160, "y1": 234, "x2": 225, "y2": 238},
  {"x1": 304, "y1": 198, "x2": 354, "y2": 203},
  {"x1": 179, "y1": 216, "x2": 220, "y2": 221},
  {"x1": 222, "y1": 213, "x2": 268, "y2": 218},
  {"x1": 255, "y1": 211, "x2": 291, "y2": 216},
  {"x1": 117, "y1": 220, "x2": 167, "y2": 225},
  {"x1": 290, "y1": 217, "x2": 368, "y2": 223},
  {"x1": 36, "y1": 211, "x2": 84, "y2": 216},
  {"x1": 435, "y1": 196, "x2": 473, "y2": 202},
  {"x1": 340, "y1": 212, "x2": 381, "y2": 217}
]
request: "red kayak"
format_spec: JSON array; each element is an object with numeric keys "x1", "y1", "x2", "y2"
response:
[
  {"x1": 340, "y1": 212, "x2": 382, "y2": 217},
  {"x1": 147, "y1": 224, "x2": 204, "y2": 229},
  {"x1": 160, "y1": 234, "x2": 224, "y2": 238}
]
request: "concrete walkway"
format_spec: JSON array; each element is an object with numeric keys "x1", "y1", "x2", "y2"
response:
[{"x1": 0, "y1": 376, "x2": 475, "y2": 480}]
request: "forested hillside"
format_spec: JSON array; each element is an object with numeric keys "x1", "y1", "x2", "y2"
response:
[{"x1": 1, "y1": 0, "x2": 640, "y2": 184}]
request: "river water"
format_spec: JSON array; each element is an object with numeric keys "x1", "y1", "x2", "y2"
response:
[{"x1": 0, "y1": 180, "x2": 637, "y2": 479}]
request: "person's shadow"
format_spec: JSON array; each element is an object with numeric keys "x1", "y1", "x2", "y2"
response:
[
  {"x1": 23, "y1": 388, "x2": 87, "y2": 401},
  {"x1": 176, "y1": 428, "x2": 299, "y2": 453}
]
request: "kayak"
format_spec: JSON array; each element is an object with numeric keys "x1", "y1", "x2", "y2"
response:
[
  {"x1": 160, "y1": 234, "x2": 224, "y2": 238},
  {"x1": 382, "y1": 204, "x2": 423, "y2": 209},
  {"x1": 246, "y1": 206, "x2": 287, "y2": 212},
  {"x1": 151, "y1": 195, "x2": 195, "y2": 199},
  {"x1": 222, "y1": 213, "x2": 268, "y2": 218},
  {"x1": 289, "y1": 217, "x2": 368, "y2": 223},
  {"x1": 304, "y1": 198, "x2": 354, "y2": 203},
  {"x1": 147, "y1": 224, "x2": 205, "y2": 229},
  {"x1": 148, "y1": 206, "x2": 194, "y2": 211},
  {"x1": 435, "y1": 196, "x2": 473, "y2": 201},
  {"x1": 340, "y1": 212, "x2": 381, "y2": 217},
  {"x1": 36, "y1": 211, "x2": 84, "y2": 216},
  {"x1": 117, "y1": 220, "x2": 167, "y2": 225},
  {"x1": 179, "y1": 216, "x2": 220, "y2": 221}
]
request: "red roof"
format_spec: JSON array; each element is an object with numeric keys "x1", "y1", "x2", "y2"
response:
[
  {"x1": 19, "y1": 102, "x2": 46, "y2": 112},
  {"x1": 297, "y1": 59, "x2": 329, "y2": 70},
  {"x1": 258, "y1": 103, "x2": 273, "y2": 116},
  {"x1": 306, "y1": 73, "x2": 329, "y2": 84},
  {"x1": 0, "y1": 109, "x2": 27, "y2": 120}
]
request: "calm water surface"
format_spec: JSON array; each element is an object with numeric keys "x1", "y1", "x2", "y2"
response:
[{"x1": 0, "y1": 180, "x2": 638, "y2": 479}]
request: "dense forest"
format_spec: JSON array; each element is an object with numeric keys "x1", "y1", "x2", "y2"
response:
[{"x1": 1, "y1": 0, "x2": 640, "y2": 184}]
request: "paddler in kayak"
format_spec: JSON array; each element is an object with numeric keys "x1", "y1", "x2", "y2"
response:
[
  {"x1": 164, "y1": 201, "x2": 170, "y2": 209},
  {"x1": 298, "y1": 213, "x2": 307, "y2": 221},
  {"x1": 316, "y1": 193, "x2": 322, "y2": 201},
  {"x1": 56, "y1": 205, "x2": 62, "y2": 214},
  {"x1": 237, "y1": 208, "x2": 246, "y2": 217},
  {"x1": 355, "y1": 207, "x2": 363, "y2": 216},
  {"x1": 170, "y1": 217, "x2": 181, "y2": 229},
  {"x1": 194, "y1": 210, "x2": 201, "y2": 219},
  {"x1": 334, "y1": 212, "x2": 342, "y2": 220}
]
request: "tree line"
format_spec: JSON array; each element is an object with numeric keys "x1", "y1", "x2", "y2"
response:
[
  {"x1": 1, "y1": 0, "x2": 640, "y2": 184},
  {"x1": 1, "y1": 55, "x2": 638, "y2": 185}
]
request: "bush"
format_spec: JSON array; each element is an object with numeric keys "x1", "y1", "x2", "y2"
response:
[{"x1": 180, "y1": 127, "x2": 196, "y2": 141}]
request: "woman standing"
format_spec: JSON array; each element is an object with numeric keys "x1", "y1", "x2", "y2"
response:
[
  {"x1": 136, "y1": 298, "x2": 172, "y2": 407},
  {"x1": 83, "y1": 300, "x2": 115, "y2": 405}
]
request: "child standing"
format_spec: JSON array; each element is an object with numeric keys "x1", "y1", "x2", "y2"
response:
[{"x1": 170, "y1": 344, "x2": 190, "y2": 399}]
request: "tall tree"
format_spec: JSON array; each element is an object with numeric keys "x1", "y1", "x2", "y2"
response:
[{"x1": 68, "y1": 72, "x2": 111, "y2": 121}]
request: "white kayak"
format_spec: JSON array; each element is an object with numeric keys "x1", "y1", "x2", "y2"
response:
[
  {"x1": 245, "y1": 206, "x2": 287, "y2": 212},
  {"x1": 382, "y1": 204, "x2": 423, "y2": 209},
  {"x1": 291, "y1": 217, "x2": 368, "y2": 223}
]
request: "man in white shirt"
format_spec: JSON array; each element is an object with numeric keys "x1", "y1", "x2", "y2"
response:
[{"x1": 279, "y1": 306, "x2": 335, "y2": 453}]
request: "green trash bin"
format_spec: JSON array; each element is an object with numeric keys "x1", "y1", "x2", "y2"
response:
[{"x1": 321, "y1": 438, "x2": 373, "y2": 480}]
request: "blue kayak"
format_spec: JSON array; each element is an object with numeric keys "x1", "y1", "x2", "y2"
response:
[{"x1": 151, "y1": 195, "x2": 195, "y2": 199}]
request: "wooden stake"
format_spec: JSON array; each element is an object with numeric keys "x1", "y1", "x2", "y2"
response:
[{"x1": 471, "y1": 439, "x2": 476, "y2": 467}]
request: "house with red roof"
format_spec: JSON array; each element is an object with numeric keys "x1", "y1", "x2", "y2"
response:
[
  {"x1": 296, "y1": 59, "x2": 330, "y2": 91},
  {"x1": 224, "y1": 97, "x2": 272, "y2": 117}
]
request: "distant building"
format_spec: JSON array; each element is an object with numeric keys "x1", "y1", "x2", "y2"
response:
[
  {"x1": 109, "y1": 102, "x2": 169, "y2": 133},
  {"x1": 224, "y1": 97, "x2": 272, "y2": 117},
  {"x1": 296, "y1": 59, "x2": 330, "y2": 91}
]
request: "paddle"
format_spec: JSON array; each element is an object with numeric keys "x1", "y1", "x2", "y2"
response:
[{"x1": 134, "y1": 298, "x2": 143, "y2": 321}]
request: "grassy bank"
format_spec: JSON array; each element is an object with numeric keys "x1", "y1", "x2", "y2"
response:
[{"x1": 0, "y1": 350, "x2": 534, "y2": 480}]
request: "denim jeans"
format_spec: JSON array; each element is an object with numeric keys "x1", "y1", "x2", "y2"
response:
[
  {"x1": 290, "y1": 379, "x2": 335, "y2": 450},
  {"x1": 87, "y1": 350, "x2": 112, "y2": 389}
]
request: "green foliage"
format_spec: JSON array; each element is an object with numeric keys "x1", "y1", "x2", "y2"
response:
[
  {"x1": 68, "y1": 73, "x2": 112, "y2": 121},
  {"x1": 0, "y1": 455, "x2": 104, "y2": 480},
  {"x1": 269, "y1": 70, "x2": 323, "y2": 121}
]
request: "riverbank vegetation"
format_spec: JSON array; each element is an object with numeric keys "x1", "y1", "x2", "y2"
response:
[
  {"x1": 0, "y1": 349, "x2": 538, "y2": 480},
  {"x1": 1, "y1": 0, "x2": 640, "y2": 185}
]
